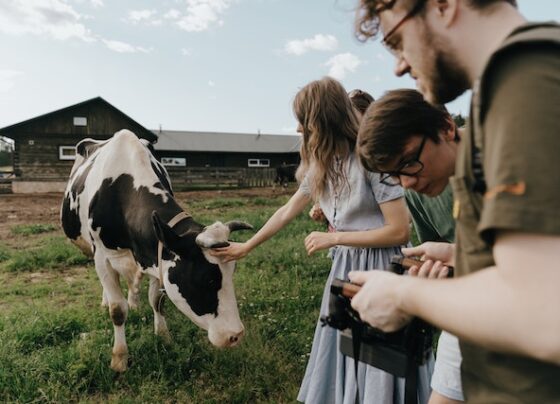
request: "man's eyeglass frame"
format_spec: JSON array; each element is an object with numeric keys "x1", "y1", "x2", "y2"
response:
[
  {"x1": 379, "y1": 135, "x2": 428, "y2": 186},
  {"x1": 381, "y1": 0, "x2": 428, "y2": 53}
]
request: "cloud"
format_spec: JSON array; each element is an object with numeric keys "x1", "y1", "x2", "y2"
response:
[
  {"x1": 168, "y1": 0, "x2": 234, "y2": 32},
  {"x1": 208, "y1": 80, "x2": 215, "y2": 87},
  {"x1": 124, "y1": 9, "x2": 159, "y2": 25},
  {"x1": 284, "y1": 34, "x2": 338, "y2": 56},
  {"x1": 0, "y1": 69, "x2": 24, "y2": 93},
  {"x1": 324, "y1": 53, "x2": 362, "y2": 80},
  {"x1": 102, "y1": 39, "x2": 152, "y2": 54},
  {"x1": 0, "y1": 0, "x2": 94, "y2": 42},
  {"x1": 89, "y1": 0, "x2": 103, "y2": 7},
  {"x1": 181, "y1": 48, "x2": 192, "y2": 56}
]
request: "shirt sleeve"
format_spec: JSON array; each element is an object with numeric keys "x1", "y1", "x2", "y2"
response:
[
  {"x1": 366, "y1": 170, "x2": 404, "y2": 204},
  {"x1": 298, "y1": 172, "x2": 311, "y2": 197},
  {"x1": 478, "y1": 44, "x2": 560, "y2": 243}
]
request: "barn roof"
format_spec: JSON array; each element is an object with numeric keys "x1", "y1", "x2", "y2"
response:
[
  {"x1": 0, "y1": 97, "x2": 157, "y2": 142},
  {"x1": 153, "y1": 130, "x2": 301, "y2": 153}
]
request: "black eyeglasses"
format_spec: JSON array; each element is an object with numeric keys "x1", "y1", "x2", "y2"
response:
[
  {"x1": 381, "y1": 0, "x2": 427, "y2": 55},
  {"x1": 380, "y1": 135, "x2": 427, "y2": 186}
]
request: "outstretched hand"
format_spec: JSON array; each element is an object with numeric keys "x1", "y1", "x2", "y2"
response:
[{"x1": 208, "y1": 242, "x2": 250, "y2": 263}]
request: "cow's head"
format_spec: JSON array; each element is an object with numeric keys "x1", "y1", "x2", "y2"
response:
[{"x1": 152, "y1": 212, "x2": 252, "y2": 348}]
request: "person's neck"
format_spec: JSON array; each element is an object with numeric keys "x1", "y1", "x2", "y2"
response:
[{"x1": 455, "y1": 4, "x2": 527, "y2": 85}]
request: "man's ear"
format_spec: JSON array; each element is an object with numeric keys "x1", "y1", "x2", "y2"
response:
[
  {"x1": 435, "y1": 0, "x2": 459, "y2": 28},
  {"x1": 442, "y1": 115, "x2": 457, "y2": 141}
]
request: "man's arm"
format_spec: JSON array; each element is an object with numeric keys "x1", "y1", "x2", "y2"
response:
[{"x1": 350, "y1": 231, "x2": 560, "y2": 365}]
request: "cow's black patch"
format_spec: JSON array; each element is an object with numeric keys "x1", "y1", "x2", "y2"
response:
[
  {"x1": 88, "y1": 173, "x2": 221, "y2": 316},
  {"x1": 61, "y1": 194, "x2": 81, "y2": 240},
  {"x1": 61, "y1": 161, "x2": 95, "y2": 240},
  {"x1": 168, "y1": 251, "x2": 222, "y2": 316},
  {"x1": 77, "y1": 139, "x2": 106, "y2": 159},
  {"x1": 150, "y1": 161, "x2": 173, "y2": 195}
]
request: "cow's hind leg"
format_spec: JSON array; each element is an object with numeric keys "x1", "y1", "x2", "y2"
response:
[
  {"x1": 95, "y1": 253, "x2": 129, "y2": 372},
  {"x1": 148, "y1": 276, "x2": 171, "y2": 343}
]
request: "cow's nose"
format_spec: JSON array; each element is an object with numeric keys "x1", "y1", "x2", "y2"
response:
[{"x1": 229, "y1": 329, "x2": 244, "y2": 346}]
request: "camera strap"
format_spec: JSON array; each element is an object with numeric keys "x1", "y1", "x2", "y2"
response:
[
  {"x1": 349, "y1": 318, "x2": 418, "y2": 404},
  {"x1": 350, "y1": 320, "x2": 363, "y2": 404}
]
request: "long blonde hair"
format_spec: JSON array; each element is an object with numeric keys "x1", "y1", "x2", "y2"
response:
[{"x1": 293, "y1": 77, "x2": 360, "y2": 200}]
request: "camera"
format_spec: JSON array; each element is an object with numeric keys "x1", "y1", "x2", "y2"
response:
[{"x1": 321, "y1": 255, "x2": 452, "y2": 377}]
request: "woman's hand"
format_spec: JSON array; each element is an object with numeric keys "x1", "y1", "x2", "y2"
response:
[
  {"x1": 304, "y1": 231, "x2": 336, "y2": 255},
  {"x1": 309, "y1": 203, "x2": 326, "y2": 222},
  {"x1": 208, "y1": 242, "x2": 251, "y2": 263}
]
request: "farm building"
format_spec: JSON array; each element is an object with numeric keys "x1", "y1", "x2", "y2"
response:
[{"x1": 0, "y1": 97, "x2": 301, "y2": 193}]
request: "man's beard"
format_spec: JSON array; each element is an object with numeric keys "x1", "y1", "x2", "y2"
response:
[{"x1": 423, "y1": 29, "x2": 471, "y2": 104}]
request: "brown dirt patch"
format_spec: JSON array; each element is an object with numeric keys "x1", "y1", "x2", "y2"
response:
[{"x1": 0, "y1": 186, "x2": 294, "y2": 241}]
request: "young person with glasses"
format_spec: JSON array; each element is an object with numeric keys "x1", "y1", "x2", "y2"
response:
[
  {"x1": 210, "y1": 77, "x2": 433, "y2": 403},
  {"x1": 350, "y1": 0, "x2": 560, "y2": 402},
  {"x1": 359, "y1": 88, "x2": 463, "y2": 404}
]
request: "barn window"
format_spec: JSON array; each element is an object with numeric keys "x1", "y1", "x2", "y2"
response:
[
  {"x1": 73, "y1": 116, "x2": 87, "y2": 126},
  {"x1": 59, "y1": 146, "x2": 76, "y2": 160},
  {"x1": 161, "y1": 157, "x2": 186, "y2": 167},
  {"x1": 248, "y1": 159, "x2": 270, "y2": 167}
]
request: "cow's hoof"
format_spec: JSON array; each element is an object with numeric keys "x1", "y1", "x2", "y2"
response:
[
  {"x1": 128, "y1": 294, "x2": 140, "y2": 310},
  {"x1": 110, "y1": 353, "x2": 128, "y2": 373},
  {"x1": 156, "y1": 328, "x2": 172, "y2": 344}
]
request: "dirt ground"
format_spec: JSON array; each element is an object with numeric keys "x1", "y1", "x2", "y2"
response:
[{"x1": 0, "y1": 187, "x2": 294, "y2": 241}]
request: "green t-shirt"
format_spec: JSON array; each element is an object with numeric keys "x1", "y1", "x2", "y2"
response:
[
  {"x1": 451, "y1": 23, "x2": 560, "y2": 403},
  {"x1": 405, "y1": 185, "x2": 455, "y2": 244}
]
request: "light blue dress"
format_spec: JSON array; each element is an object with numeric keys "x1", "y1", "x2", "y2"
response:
[{"x1": 297, "y1": 154, "x2": 433, "y2": 404}]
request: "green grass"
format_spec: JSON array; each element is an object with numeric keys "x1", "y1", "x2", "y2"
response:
[
  {"x1": 0, "y1": 236, "x2": 90, "y2": 272},
  {"x1": 0, "y1": 191, "x2": 330, "y2": 402},
  {"x1": 11, "y1": 223, "x2": 57, "y2": 236}
]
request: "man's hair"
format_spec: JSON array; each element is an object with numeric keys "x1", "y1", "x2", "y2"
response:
[
  {"x1": 348, "y1": 89, "x2": 375, "y2": 114},
  {"x1": 357, "y1": 88, "x2": 453, "y2": 172},
  {"x1": 355, "y1": 0, "x2": 518, "y2": 41}
]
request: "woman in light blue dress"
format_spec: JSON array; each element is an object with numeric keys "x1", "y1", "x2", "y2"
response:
[{"x1": 210, "y1": 77, "x2": 432, "y2": 403}]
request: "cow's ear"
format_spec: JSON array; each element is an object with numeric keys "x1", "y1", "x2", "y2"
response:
[{"x1": 152, "y1": 211, "x2": 182, "y2": 253}]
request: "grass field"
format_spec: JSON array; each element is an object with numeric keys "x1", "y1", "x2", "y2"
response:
[{"x1": 0, "y1": 189, "x2": 333, "y2": 403}]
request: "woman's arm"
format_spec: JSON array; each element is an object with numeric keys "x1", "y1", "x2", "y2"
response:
[
  {"x1": 304, "y1": 197, "x2": 410, "y2": 255},
  {"x1": 210, "y1": 189, "x2": 311, "y2": 262}
]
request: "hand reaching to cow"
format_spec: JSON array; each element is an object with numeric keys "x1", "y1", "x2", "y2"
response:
[{"x1": 209, "y1": 242, "x2": 251, "y2": 263}]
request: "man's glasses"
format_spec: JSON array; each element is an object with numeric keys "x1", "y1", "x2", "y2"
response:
[
  {"x1": 381, "y1": 0, "x2": 427, "y2": 55},
  {"x1": 379, "y1": 135, "x2": 427, "y2": 186}
]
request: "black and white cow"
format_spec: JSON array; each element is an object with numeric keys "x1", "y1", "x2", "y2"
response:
[{"x1": 61, "y1": 129, "x2": 252, "y2": 372}]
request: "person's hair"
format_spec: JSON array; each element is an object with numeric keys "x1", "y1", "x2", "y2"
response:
[
  {"x1": 293, "y1": 77, "x2": 360, "y2": 199},
  {"x1": 355, "y1": 0, "x2": 517, "y2": 41},
  {"x1": 348, "y1": 89, "x2": 375, "y2": 115},
  {"x1": 357, "y1": 88, "x2": 453, "y2": 172}
]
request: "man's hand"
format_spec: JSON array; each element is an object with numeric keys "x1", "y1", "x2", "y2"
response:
[
  {"x1": 304, "y1": 231, "x2": 335, "y2": 255},
  {"x1": 309, "y1": 203, "x2": 326, "y2": 222},
  {"x1": 208, "y1": 242, "x2": 250, "y2": 263},
  {"x1": 402, "y1": 242, "x2": 455, "y2": 266},
  {"x1": 348, "y1": 270, "x2": 413, "y2": 332},
  {"x1": 408, "y1": 259, "x2": 450, "y2": 279}
]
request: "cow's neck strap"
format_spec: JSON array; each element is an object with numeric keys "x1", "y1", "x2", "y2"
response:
[{"x1": 157, "y1": 211, "x2": 192, "y2": 292}]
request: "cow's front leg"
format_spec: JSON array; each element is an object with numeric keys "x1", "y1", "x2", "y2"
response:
[
  {"x1": 148, "y1": 276, "x2": 171, "y2": 343},
  {"x1": 95, "y1": 254, "x2": 129, "y2": 372}
]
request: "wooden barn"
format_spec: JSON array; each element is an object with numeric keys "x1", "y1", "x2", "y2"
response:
[{"x1": 0, "y1": 97, "x2": 301, "y2": 193}]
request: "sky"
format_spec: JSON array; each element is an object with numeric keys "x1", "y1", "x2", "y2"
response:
[{"x1": 0, "y1": 0, "x2": 557, "y2": 137}]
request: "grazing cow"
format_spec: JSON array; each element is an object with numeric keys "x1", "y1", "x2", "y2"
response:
[
  {"x1": 61, "y1": 129, "x2": 252, "y2": 372},
  {"x1": 275, "y1": 163, "x2": 298, "y2": 187}
]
